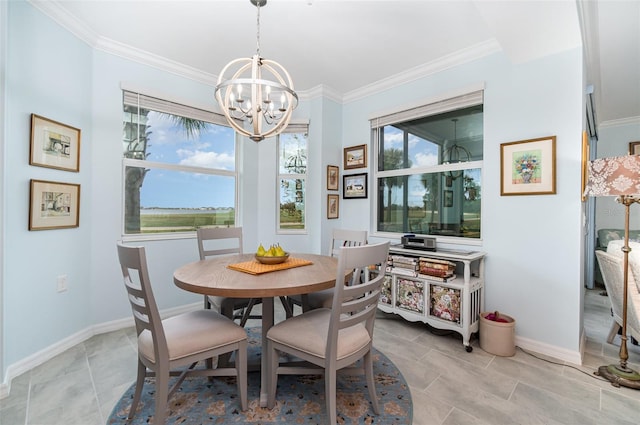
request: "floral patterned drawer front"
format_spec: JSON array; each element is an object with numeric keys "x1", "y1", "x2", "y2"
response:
[
  {"x1": 396, "y1": 278, "x2": 424, "y2": 313},
  {"x1": 379, "y1": 274, "x2": 393, "y2": 306},
  {"x1": 430, "y1": 285, "x2": 461, "y2": 324}
]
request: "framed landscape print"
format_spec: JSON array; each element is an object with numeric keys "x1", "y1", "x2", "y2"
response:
[
  {"x1": 500, "y1": 136, "x2": 556, "y2": 196},
  {"x1": 327, "y1": 165, "x2": 339, "y2": 190},
  {"x1": 30, "y1": 114, "x2": 81, "y2": 172},
  {"x1": 344, "y1": 144, "x2": 367, "y2": 170},
  {"x1": 343, "y1": 173, "x2": 368, "y2": 199},
  {"x1": 29, "y1": 179, "x2": 80, "y2": 230},
  {"x1": 327, "y1": 194, "x2": 339, "y2": 219}
]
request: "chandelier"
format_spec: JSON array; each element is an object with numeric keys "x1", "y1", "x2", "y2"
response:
[
  {"x1": 443, "y1": 118, "x2": 470, "y2": 180},
  {"x1": 214, "y1": 0, "x2": 298, "y2": 142}
]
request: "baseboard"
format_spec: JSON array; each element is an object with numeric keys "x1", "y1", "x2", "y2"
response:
[
  {"x1": 515, "y1": 335, "x2": 583, "y2": 365},
  {"x1": 0, "y1": 302, "x2": 200, "y2": 399}
]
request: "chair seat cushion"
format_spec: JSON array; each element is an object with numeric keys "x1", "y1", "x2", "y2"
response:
[
  {"x1": 139, "y1": 309, "x2": 246, "y2": 363},
  {"x1": 208, "y1": 295, "x2": 258, "y2": 311},
  {"x1": 266, "y1": 308, "x2": 371, "y2": 360},
  {"x1": 289, "y1": 290, "x2": 334, "y2": 309}
]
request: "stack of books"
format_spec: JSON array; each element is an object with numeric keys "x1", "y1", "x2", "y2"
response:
[
  {"x1": 387, "y1": 255, "x2": 419, "y2": 277},
  {"x1": 418, "y1": 257, "x2": 456, "y2": 282}
]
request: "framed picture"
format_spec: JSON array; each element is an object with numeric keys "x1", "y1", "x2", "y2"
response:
[
  {"x1": 327, "y1": 194, "x2": 339, "y2": 219},
  {"x1": 29, "y1": 179, "x2": 80, "y2": 230},
  {"x1": 327, "y1": 165, "x2": 339, "y2": 190},
  {"x1": 500, "y1": 136, "x2": 556, "y2": 196},
  {"x1": 629, "y1": 141, "x2": 640, "y2": 155},
  {"x1": 30, "y1": 114, "x2": 81, "y2": 172},
  {"x1": 343, "y1": 173, "x2": 368, "y2": 199},
  {"x1": 344, "y1": 144, "x2": 367, "y2": 170},
  {"x1": 444, "y1": 190, "x2": 453, "y2": 207},
  {"x1": 581, "y1": 131, "x2": 590, "y2": 201}
]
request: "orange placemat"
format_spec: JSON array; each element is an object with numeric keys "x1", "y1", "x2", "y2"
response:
[{"x1": 227, "y1": 257, "x2": 313, "y2": 275}]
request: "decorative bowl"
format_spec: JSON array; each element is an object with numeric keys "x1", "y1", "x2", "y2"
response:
[{"x1": 255, "y1": 253, "x2": 289, "y2": 265}]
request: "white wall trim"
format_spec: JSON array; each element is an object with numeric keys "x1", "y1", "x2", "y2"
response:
[
  {"x1": 29, "y1": 0, "x2": 500, "y2": 107},
  {"x1": 515, "y1": 335, "x2": 583, "y2": 366},
  {"x1": 343, "y1": 39, "x2": 500, "y2": 104},
  {"x1": 599, "y1": 116, "x2": 640, "y2": 129},
  {"x1": 0, "y1": 302, "x2": 200, "y2": 399}
]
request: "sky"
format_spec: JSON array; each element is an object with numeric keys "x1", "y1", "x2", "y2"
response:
[{"x1": 139, "y1": 112, "x2": 236, "y2": 209}]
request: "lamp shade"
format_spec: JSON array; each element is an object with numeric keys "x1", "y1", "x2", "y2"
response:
[{"x1": 584, "y1": 155, "x2": 640, "y2": 197}]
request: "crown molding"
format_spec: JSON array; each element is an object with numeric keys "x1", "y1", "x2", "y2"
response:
[
  {"x1": 29, "y1": 0, "x2": 99, "y2": 46},
  {"x1": 298, "y1": 84, "x2": 342, "y2": 103},
  {"x1": 599, "y1": 116, "x2": 640, "y2": 129},
  {"x1": 96, "y1": 37, "x2": 217, "y2": 85},
  {"x1": 342, "y1": 39, "x2": 501, "y2": 104},
  {"x1": 31, "y1": 1, "x2": 501, "y2": 105}
]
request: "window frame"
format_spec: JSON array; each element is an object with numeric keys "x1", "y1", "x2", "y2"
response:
[
  {"x1": 371, "y1": 90, "x2": 484, "y2": 244},
  {"x1": 276, "y1": 123, "x2": 309, "y2": 235},
  {"x1": 121, "y1": 90, "x2": 240, "y2": 241}
]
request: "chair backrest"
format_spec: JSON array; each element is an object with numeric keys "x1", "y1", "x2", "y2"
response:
[
  {"x1": 327, "y1": 241, "x2": 390, "y2": 358},
  {"x1": 595, "y1": 250, "x2": 640, "y2": 337},
  {"x1": 329, "y1": 228, "x2": 368, "y2": 257},
  {"x1": 116, "y1": 243, "x2": 168, "y2": 359},
  {"x1": 197, "y1": 227, "x2": 243, "y2": 260}
]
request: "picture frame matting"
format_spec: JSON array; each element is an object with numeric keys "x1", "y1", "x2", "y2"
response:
[
  {"x1": 30, "y1": 114, "x2": 81, "y2": 172},
  {"x1": 327, "y1": 194, "x2": 339, "y2": 219},
  {"x1": 29, "y1": 179, "x2": 80, "y2": 230},
  {"x1": 500, "y1": 136, "x2": 556, "y2": 196},
  {"x1": 343, "y1": 173, "x2": 368, "y2": 199}
]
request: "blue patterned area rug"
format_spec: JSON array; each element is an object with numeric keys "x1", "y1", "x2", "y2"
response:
[{"x1": 107, "y1": 327, "x2": 412, "y2": 424}]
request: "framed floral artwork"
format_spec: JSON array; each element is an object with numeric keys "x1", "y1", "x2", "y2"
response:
[
  {"x1": 30, "y1": 114, "x2": 81, "y2": 172},
  {"x1": 29, "y1": 179, "x2": 80, "y2": 230},
  {"x1": 500, "y1": 136, "x2": 556, "y2": 196},
  {"x1": 327, "y1": 165, "x2": 339, "y2": 190},
  {"x1": 327, "y1": 194, "x2": 339, "y2": 219}
]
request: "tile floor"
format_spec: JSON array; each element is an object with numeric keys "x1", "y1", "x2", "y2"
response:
[{"x1": 1, "y1": 289, "x2": 640, "y2": 425}]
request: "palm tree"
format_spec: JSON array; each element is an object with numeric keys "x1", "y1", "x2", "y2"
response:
[
  {"x1": 123, "y1": 111, "x2": 209, "y2": 233},
  {"x1": 381, "y1": 147, "x2": 408, "y2": 224}
]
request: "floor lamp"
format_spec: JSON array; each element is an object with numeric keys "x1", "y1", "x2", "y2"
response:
[{"x1": 584, "y1": 154, "x2": 640, "y2": 389}]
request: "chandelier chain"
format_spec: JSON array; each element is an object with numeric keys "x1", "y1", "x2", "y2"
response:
[{"x1": 255, "y1": 1, "x2": 261, "y2": 57}]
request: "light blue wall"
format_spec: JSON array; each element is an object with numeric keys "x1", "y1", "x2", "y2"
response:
[
  {"x1": 342, "y1": 49, "x2": 584, "y2": 351},
  {"x1": 2, "y1": 0, "x2": 585, "y2": 383},
  {"x1": 4, "y1": 1, "x2": 93, "y2": 371}
]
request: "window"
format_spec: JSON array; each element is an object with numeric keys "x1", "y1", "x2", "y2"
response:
[
  {"x1": 122, "y1": 91, "x2": 238, "y2": 235},
  {"x1": 372, "y1": 91, "x2": 483, "y2": 239},
  {"x1": 277, "y1": 124, "x2": 309, "y2": 233}
]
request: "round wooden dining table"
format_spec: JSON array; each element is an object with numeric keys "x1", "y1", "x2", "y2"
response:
[{"x1": 173, "y1": 252, "x2": 344, "y2": 406}]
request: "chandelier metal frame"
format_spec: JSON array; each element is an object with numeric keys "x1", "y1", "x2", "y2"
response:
[{"x1": 214, "y1": 0, "x2": 298, "y2": 142}]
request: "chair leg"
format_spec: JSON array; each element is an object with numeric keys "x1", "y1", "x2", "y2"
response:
[
  {"x1": 266, "y1": 340, "x2": 278, "y2": 409},
  {"x1": 128, "y1": 358, "x2": 146, "y2": 420},
  {"x1": 239, "y1": 298, "x2": 258, "y2": 327},
  {"x1": 236, "y1": 340, "x2": 248, "y2": 411},
  {"x1": 325, "y1": 369, "x2": 337, "y2": 425},
  {"x1": 607, "y1": 321, "x2": 621, "y2": 344},
  {"x1": 279, "y1": 296, "x2": 293, "y2": 318},
  {"x1": 218, "y1": 303, "x2": 235, "y2": 368},
  {"x1": 364, "y1": 350, "x2": 380, "y2": 414},
  {"x1": 154, "y1": 365, "x2": 169, "y2": 425}
]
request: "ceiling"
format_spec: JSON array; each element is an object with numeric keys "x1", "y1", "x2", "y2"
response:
[{"x1": 31, "y1": 0, "x2": 639, "y2": 130}]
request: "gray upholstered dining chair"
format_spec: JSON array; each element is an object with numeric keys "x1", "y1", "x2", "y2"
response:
[
  {"x1": 198, "y1": 227, "x2": 262, "y2": 327},
  {"x1": 116, "y1": 243, "x2": 248, "y2": 424},
  {"x1": 287, "y1": 228, "x2": 368, "y2": 314},
  {"x1": 595, "y1": 250, "x2": 640, "y2": 345},
  {"x1": 266, "y1": 241, "x2": 390, "y2": 424}
]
